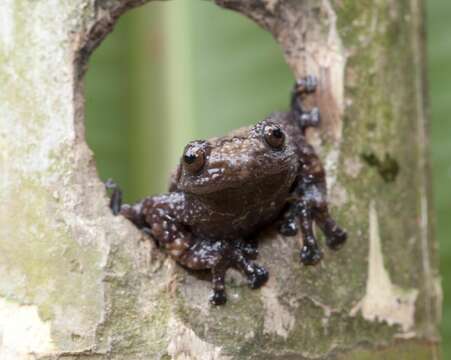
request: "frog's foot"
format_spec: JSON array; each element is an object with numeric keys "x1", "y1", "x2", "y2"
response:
[
  {"x1": 209, "y1": 289, "x2": 227, "y2": 305},
  {"x1": 294, "y1": 75, "x2": 317, "y2": 95},
  {"x1": 105, "y1": 178, "x2": 123, "y2": 215},
  {"x1": 233, "y1": 251, "x2": 269, "y2": 290},
  {"x1": 171, "y1": 237, "x2": 269, "y2": 305},
  {"x1": 173, "y1": 238, "x2": 227, "y2": 305},
  {"x1": 300, "y1": 244, "x2": 323, "y2": 266},
  {"x1": 247, "y1": 264, "x2": 269, "y2": 289},
  {"x1": 312, "y1": 208, "x2": 348, "y2": 251},
  {"x1": 210, "y1": 258, "x2": 269, "y2": 305},
  {"x1": 210, "y1": 263, "x2": 228, "y2": 305},
  {"x1": 298, "y1": 107, "x2": 320, "y2": 129},
  {"x1": 327, "y1": 228, "x2": 347, "y2": 250}
]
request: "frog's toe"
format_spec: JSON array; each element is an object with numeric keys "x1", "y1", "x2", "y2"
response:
[
  {"x1": 295, "y1": 75, "x2": 318, "y2": 94},
  {"x1": 240, "y1": 241, "x2": 259, "y2": 259},
  {"x1": 326, "y1": 228, "x2": 347, "y2": 250},
  {"x1": 300, "y1": 245, "x2": 322, "y2": 265},
  {"x1": 248, "y1": 264, "x2": 269, "y2": 289},
  {"x1": 209, "y1": 289, "x2": 227, "y2": 305},
  {"x1": 279, "y1": 219, "x2": 298, "y2": 236},
  {"x1": 299, "y1": 107, "x2": 320, "y2": 128},
  {"x1": 105, "y1": 178, "x2": 123, "y2": 215}
]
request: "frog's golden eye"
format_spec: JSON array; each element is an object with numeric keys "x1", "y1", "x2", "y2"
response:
[
  {"x1": 263, "y1": 124, "x2": 285, "y2": 149},
  {"x1": 183, "y1": 141, "x2": 207, "y2": 174}
]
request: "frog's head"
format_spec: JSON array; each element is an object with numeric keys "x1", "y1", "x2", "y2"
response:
[{"x1": 176, "y1": 118, "x2": 299, "y2": 197}]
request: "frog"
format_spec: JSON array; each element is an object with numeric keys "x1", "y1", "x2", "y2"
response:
[{"x1": 106, "y1": 76, "x2": 347, "y2": 305}]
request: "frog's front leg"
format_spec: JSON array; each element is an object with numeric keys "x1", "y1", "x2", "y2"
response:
[
  {"x1": 105, "y1": 179, "x2": 123, "y2": 216},
  {"x1": 142, "y1": 197, "x2": 269, "y2": 304},
  {"x1": 177, "y1": 239, "x2": 229, "y2": 305},
  {"x1": 233, "y1": 250, "x2": 269, "y2": 289}
]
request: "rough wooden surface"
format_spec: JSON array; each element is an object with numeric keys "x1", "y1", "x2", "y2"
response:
[{"x1": 0, "y1": 0, "x2": 441, "y2": 359}]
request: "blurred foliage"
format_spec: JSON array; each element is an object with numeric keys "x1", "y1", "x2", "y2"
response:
[{"x1": 85, "y1": 0, "x2": 450, "y2": 354}]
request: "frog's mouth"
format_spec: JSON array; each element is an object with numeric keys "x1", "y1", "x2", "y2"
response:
[{"x1": 181, "y1": 164, "x2": 297, "y2": 196}]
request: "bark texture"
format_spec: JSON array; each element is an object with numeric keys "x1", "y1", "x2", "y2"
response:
[{"x1": 0, "y1": 0, "x2": 441, "y2": 359}]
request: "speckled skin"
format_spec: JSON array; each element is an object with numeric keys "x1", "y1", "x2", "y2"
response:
[{"x1": 107, "y1": 77, "x2": 346, "y2": 305}]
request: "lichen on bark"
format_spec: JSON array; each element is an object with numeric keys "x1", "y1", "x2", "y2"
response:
[{"x1": 0, "y1": 0, "x2": 441, "y2": 359}]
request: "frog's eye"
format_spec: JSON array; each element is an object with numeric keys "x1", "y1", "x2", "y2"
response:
[
  {"x1": 263, "y1": 124, "x2": 285, "y2": 149},
  {"x1": 183, "y1": 142, "x2": 207, "y2": 174}
]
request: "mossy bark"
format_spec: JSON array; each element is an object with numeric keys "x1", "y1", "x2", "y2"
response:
[{"x1": 0, "y1": 0, "x2": 441, "y2": 359}]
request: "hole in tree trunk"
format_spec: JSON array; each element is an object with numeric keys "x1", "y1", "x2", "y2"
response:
[{"x1": 83, "y1": 0, "x2": 292, "y2": 203}]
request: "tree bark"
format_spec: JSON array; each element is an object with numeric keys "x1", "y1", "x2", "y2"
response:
[{"x1": 0, "y1": 0, "x2": 441, "y2": 359}]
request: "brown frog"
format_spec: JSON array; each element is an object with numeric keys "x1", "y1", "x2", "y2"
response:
[{"x1": 106, "y1": 76, "x2": 346, "y2": 305}]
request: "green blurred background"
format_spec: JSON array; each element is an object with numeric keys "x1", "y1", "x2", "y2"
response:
[{"x1": 85, "y1": 0, "x2": 450, "y2": 353}]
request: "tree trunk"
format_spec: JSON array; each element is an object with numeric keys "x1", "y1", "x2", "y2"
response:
[{"x1": 0, "y1": 0, "x2": 441, "y2": 359}]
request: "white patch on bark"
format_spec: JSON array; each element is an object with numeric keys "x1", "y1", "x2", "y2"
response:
[
  {"x1": 434, "y1": 276, "x2": 443, "y2": 323},
  {"x1": 300, "y1": 0, "x2": 346, "y2": 92},
  {"x1": 0, "y1": 297, "x2": 55, "y2": 359},
  {"x1": 320, "y1": 0, "x2": 346, "y2": 190},
  {"x1": 350, "y1": 201, "x2": 418, "y2": 332},
  {"x1": 0, "y1": 0, "x2": 14, "y2": 52},
  {"x1": 321, "y1": 0, "x2": 346, "y2": 118},
  {"x1": 261, "y1": 278, "x2": 295, "y2": 338},
  {"x1": 167, "y1": 316, "x2": 229, "y2": 360},
  {"x1": 0, "y1": 0, "x2": 75, "y2": 177}
]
